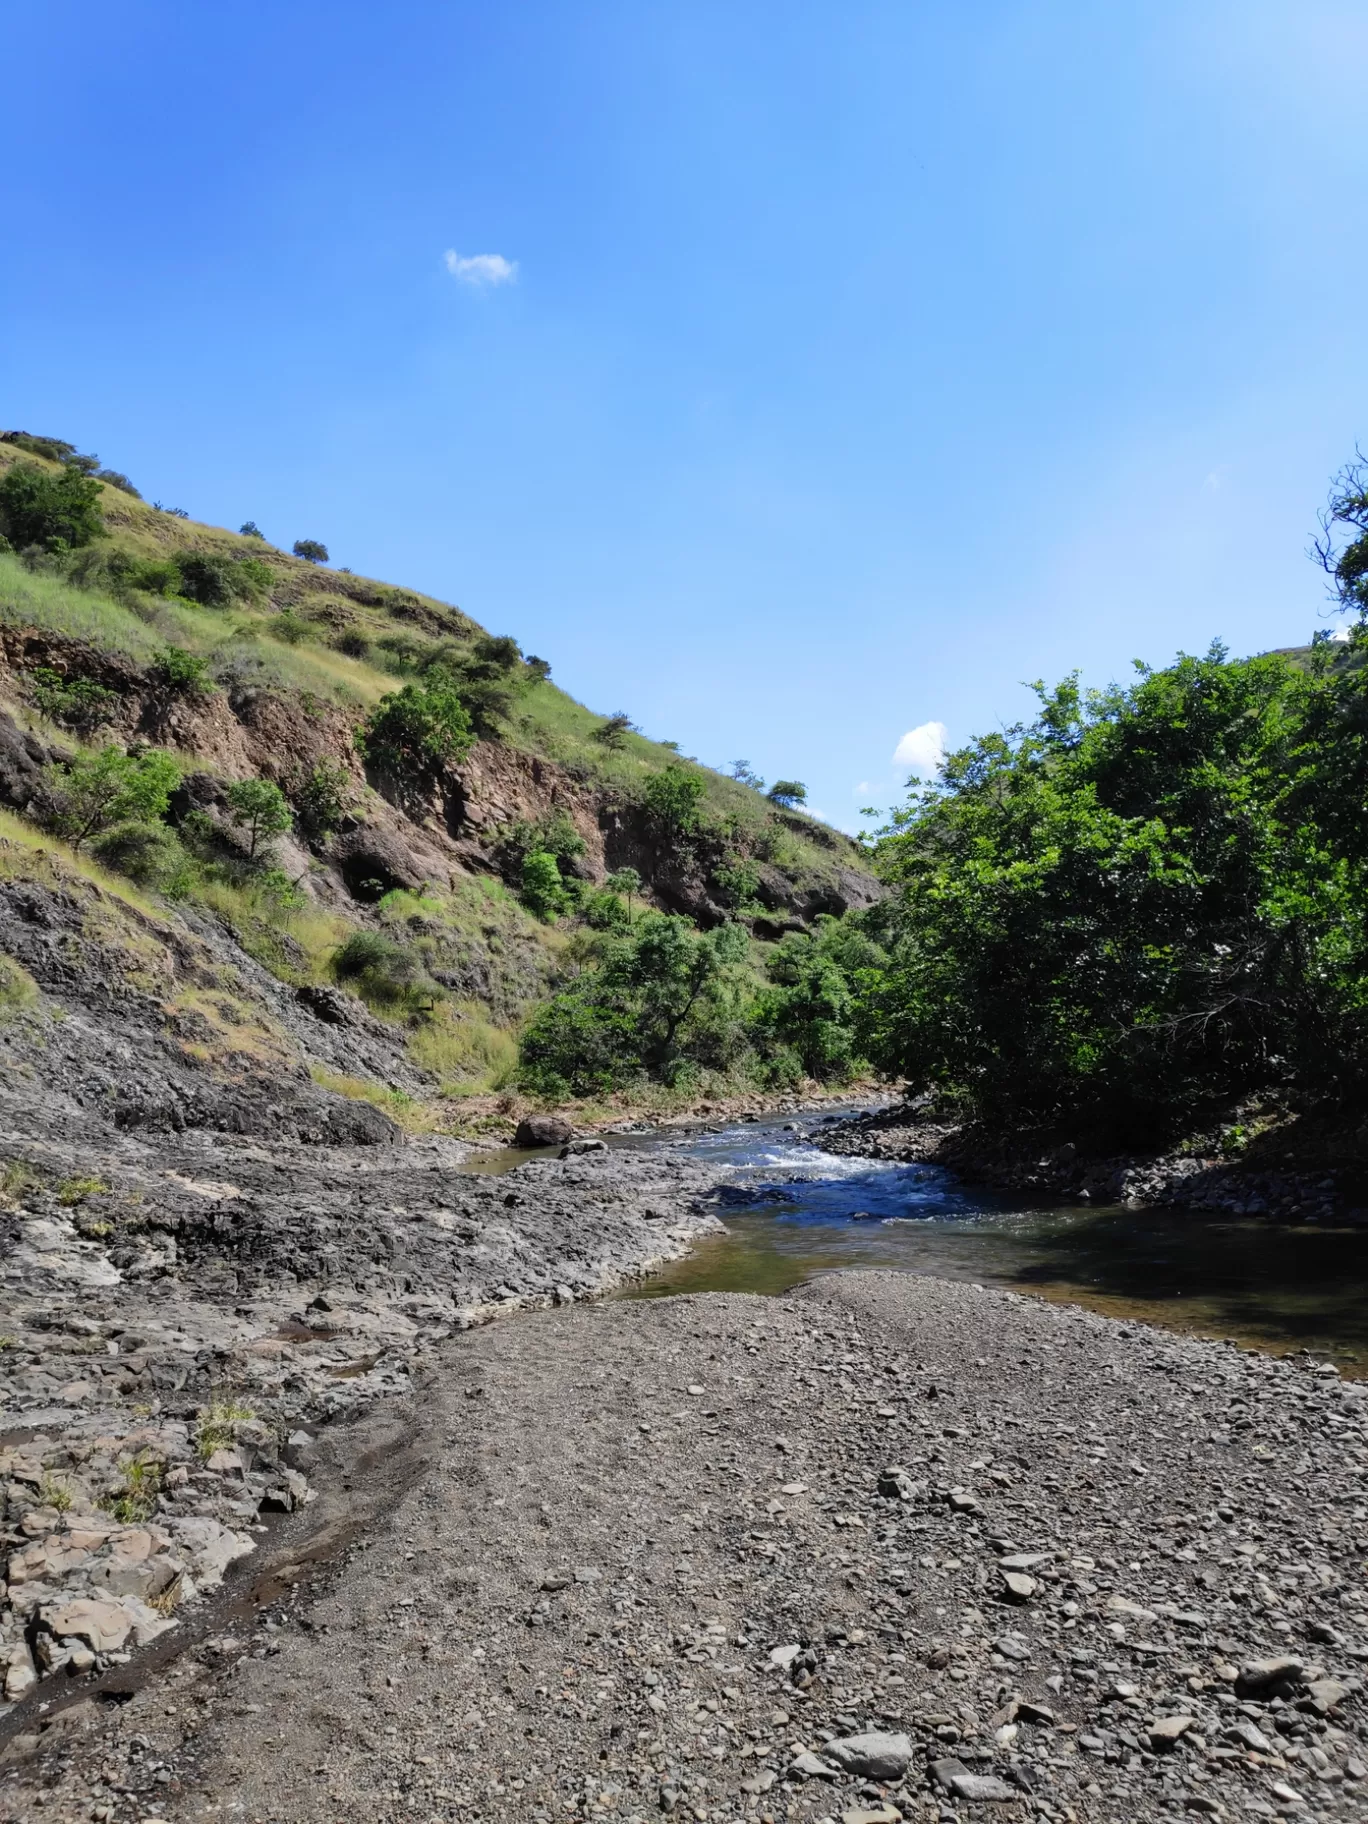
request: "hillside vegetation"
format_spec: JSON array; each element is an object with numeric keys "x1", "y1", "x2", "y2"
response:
[{"x1": 0, "y1": 430, "x2": 879, "y2": 1127}]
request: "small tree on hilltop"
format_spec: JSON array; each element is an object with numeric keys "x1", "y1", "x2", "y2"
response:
[
  {"x1": 594, "y1": 713, "x2": 637, "y2": 750},
  {"x1": 239, "y1": 521, "x2": 265, "y2": 539},
  {"x1": 44, "y1": 747, "x2": 180, "y2": 849},
  {"x1": 225, "y1": 778, "x2": 293, "y2": 861},
  {"x1": 728, "y1": 760, "x2": 764, "y2": 790},
  {"x1": 767, "y1": 779, "x2": 807, "y2": 809},
  {"x1": 293, "y1": 538, "x2": 329, "y2": 564}
]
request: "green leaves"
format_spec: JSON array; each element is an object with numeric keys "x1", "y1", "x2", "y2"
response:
[
  {"x1": 224, "y1": 778, "x2": 292, "y2": 861},
  {"x1": 44, "y1": 747, "x2": 180, "y2": 850},
  {"x1": 862, "y1": 640, "x2": 1368, "y2": 1138},
  {"x1": 0, "y1": 460, "x2": 104, "y2": 552},
  {"x1": 357, "y1": 673, "x2": 476, "y2": 778}
]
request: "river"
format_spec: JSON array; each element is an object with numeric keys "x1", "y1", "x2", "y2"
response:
[{"x1": 462, "y1": 1109, "x2": 1368, "y2": 1367}]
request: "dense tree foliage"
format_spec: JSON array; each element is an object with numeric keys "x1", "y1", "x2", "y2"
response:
[
  {"x1": 357, "y1": 673, "x2": 476, "y2": 777},
  {"x1": 43, "y1": 748, "x2": 181, "y2": 849},
  {"x1": 0, "y1": 460, "x2": 105, "y2": 551},
  {"x1": 858, "y1": 635, "x2": 1368, "y2": 1140}
]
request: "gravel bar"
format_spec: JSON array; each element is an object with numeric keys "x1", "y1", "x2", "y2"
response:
[{"x1": 4, "y1": 1270, "x2": 1365, "y2": 1824}]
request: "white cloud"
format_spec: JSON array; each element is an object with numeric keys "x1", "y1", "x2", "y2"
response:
[
  {"x1": 893, "y1": 720, "x2": 948, "y2": 777},
  {"x1": 444, "y1": 250, "x2": 518, "y2": 287},
  {"x1": 853, "y1": 780, "x2": 871, "y2": 796}
]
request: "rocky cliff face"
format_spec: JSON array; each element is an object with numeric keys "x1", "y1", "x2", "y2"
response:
[{"x1": 0, "y1": 624, "x2": 879, "y2": 938}]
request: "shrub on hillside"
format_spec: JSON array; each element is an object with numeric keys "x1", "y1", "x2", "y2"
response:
[
  {"x1": 357, "y1": 674, "x2": 475, "y2": 778},
  {"x1": 643, "y1": 766, "x2": 706, "y2": 846},
  {"x1": 26, "y1": 666, "x2": 119, "y2": 731},
  {"x1": 520, "y1": 850, "x2": 570, "y2": 921},
  {"x1": 0, "y1": 460, "x2": 104, "y2": 552},
  {"x1": 175, "y1": 549, "x2": 269, "y2": 608},
  {"x1": 293, "y1": 539, "x2": 329, "y2": 564},
  {"x1": 766, "y1": 779, "x2": 807, "y2": 809},
  {"x1": 518, "y1": 914, "x2": 751, "y2": 1096},
  {"x1": 154, "y1": 647, "x2": 214, "y2": 695},
  {"x1": 290, "y1": 759, "x2": 357, "y2": 841},
  {"x1": 593, "y1": 712, "x2": 637, "y2": 749},
  {"x1": 331, "y1": 928, "x2": 437, "y2": 1012},
  {"x1": 90, "y1": 821, "x2": 194, "y2": 897},
  {"x1": 43, "y1": 747, "x2": 180, "y2": 850}
]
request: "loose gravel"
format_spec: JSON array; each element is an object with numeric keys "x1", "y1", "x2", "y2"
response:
[{"x1": 5, "y1": 1271, "x2": 1365, "y2": 1824}]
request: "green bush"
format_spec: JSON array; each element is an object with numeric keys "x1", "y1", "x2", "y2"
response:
[
  {"x1": 290, "y1": 759, "x2": 356, "y2": 840},
  {"x1": 593, "y1": 712, "x2": 636, "y2": 749},
  {"x1": 333, "y1": 628, "x2": 371, "y2": 659},
  {"x1": 174, "y1": 549, "x2": 271, "y2": 608},
  {"x1": 0, "y1": 460, "x2": 104, "y2": 552},
  {"x1": 357, "y1": 674, "x2": 475, "y2": 778},
  {"x1": 520, "y1": 850, "x2": 570, "y2": 921},
  {"x1": 26, "y1": 666, "x2": 119, "y2": 731},
  {"x1": 332, "y1": 928, "x2": 436, "y2": 1011},
  {"x1": 239, "y1": 521, "x2": 265, "y2": 539},
  {"x1": 857, "y1": 630, "x2": 1368, "y2": 1138},
  {"x1": 43, "y1": 747, "x2": 180, "y2": 849},
  {"x1": 154, "y1": 647, "x2": 214, "y2": 694},
  {"x1": 293, "y1": 539, "x2": 329, "y2": 564},
  {"x1": 767, "y1": 779, "x2": 807, "y2": 809},
  {"x1": 90, "y1": 821, "x2": 194, "y2": 897},
  {"x1": 643, "y1": 766, "x2": 706, "y2": 845},
  {"x1": 518, "y1": 914, "x2": 751, "y2": 1096}
]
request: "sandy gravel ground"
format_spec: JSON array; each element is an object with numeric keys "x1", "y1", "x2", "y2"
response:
[{"x1": 3, "y1": 1272, "x2": 1366, "y2": 1824}]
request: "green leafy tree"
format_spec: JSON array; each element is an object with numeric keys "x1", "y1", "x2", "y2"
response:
[
  {"x1": 44, "y1": 748, "x2": 180, "y2": 849},
  {"x1": 0, "y1": 460, "x2": 104, "y2": 551},
  {"x1": 857, "y1": 639, "x2": 1368, "y2": 1139},
  {"x1": 225, "y1": 778, "x2": 293, "y2": 860},
  {"x1": 728, "y1": 760, "x2": 764, "y2": 789},
  {"x1": 239, "y1": 521, "x2": 265, "y2": 539},
  {"x1": 605, "y1": 865, "x2": 642, "y2": 921},
  {"x1": 519, "y1": 914, "x2": 751, "y2": 1095},
  {"x1": 26, "y1": 667, "x2": 119, "y2": 730},
  {"x1": 357, "y1": 674, "x2": 475, "y2": 778},
  {"x1": 521, "y1": 850, "x2": 570, "y2": 921},
  {"x1": 1314, "y1": 453, "x2": 1368, "y2": 618},
  {"x1": 643, "y1": 766, "x2": 706, "y2": 845},
  {"x1": 293, "y1": 538, "x2": 329, "y2": 563},
  {"x1": 594, "y1": 713, "x2": 637, "y2": 749},
  {"x1": 767, "y1": 779, "x2": 807, "y2": 809}
]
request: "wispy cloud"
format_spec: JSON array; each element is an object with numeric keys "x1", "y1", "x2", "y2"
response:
[
  {"x1": 444, "y1": 250, "x2": 518, "y2": 287},
  {"x1": 893, "y1": 720, "x2": 947, "y2": 777}
]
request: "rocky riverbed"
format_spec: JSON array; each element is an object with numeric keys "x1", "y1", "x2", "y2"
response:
[
  {"x1": 3, "y1": 1269, "x2": 1365, "y2": 1824},
  {"x1": 815, "y1": 1110, "x2": 1365, "y2": 1226},
  {"x1": 0, "y1": 1118, "x2": 723, "y2": 1727}
]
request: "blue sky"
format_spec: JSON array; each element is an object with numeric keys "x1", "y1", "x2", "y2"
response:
[{"x1": 5, "y1": 1, "x2": 1366, "y2": 828}]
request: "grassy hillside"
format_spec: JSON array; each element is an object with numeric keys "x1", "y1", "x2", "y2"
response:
[
  {"x1": 0, "y1": 435, "x2": 857, "y2": 864},
  {"x1": 0, "y1": 431, "x2": 879, "y2": 1122}
]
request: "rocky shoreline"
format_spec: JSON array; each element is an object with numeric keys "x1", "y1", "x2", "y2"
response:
[
  {"x1": 3, "y1": 1271, "x2": 1365, "y2": 1824},
  {"x1": 815, "y1": 1108, "x2": 1367, "y2": 1226},
  {"x1": 0, "y1": 1119, "x2": 724, "y2": 1726}
]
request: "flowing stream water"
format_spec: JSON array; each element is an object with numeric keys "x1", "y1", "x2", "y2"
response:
[{"x1": 465, "y1": 1110, "x2": 1368, "y2": 1367}]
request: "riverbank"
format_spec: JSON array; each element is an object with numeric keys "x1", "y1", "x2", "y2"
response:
[
  {"x1": 5, "y1": 1271, "x2": 1366, "y2": 1824},
  {"x1": 817, "y1": 1107, "x2": 1368, "y2": 1226},
  {"x1": 0, "y1": 1119, "x2": 724, "y2": 1721}
]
